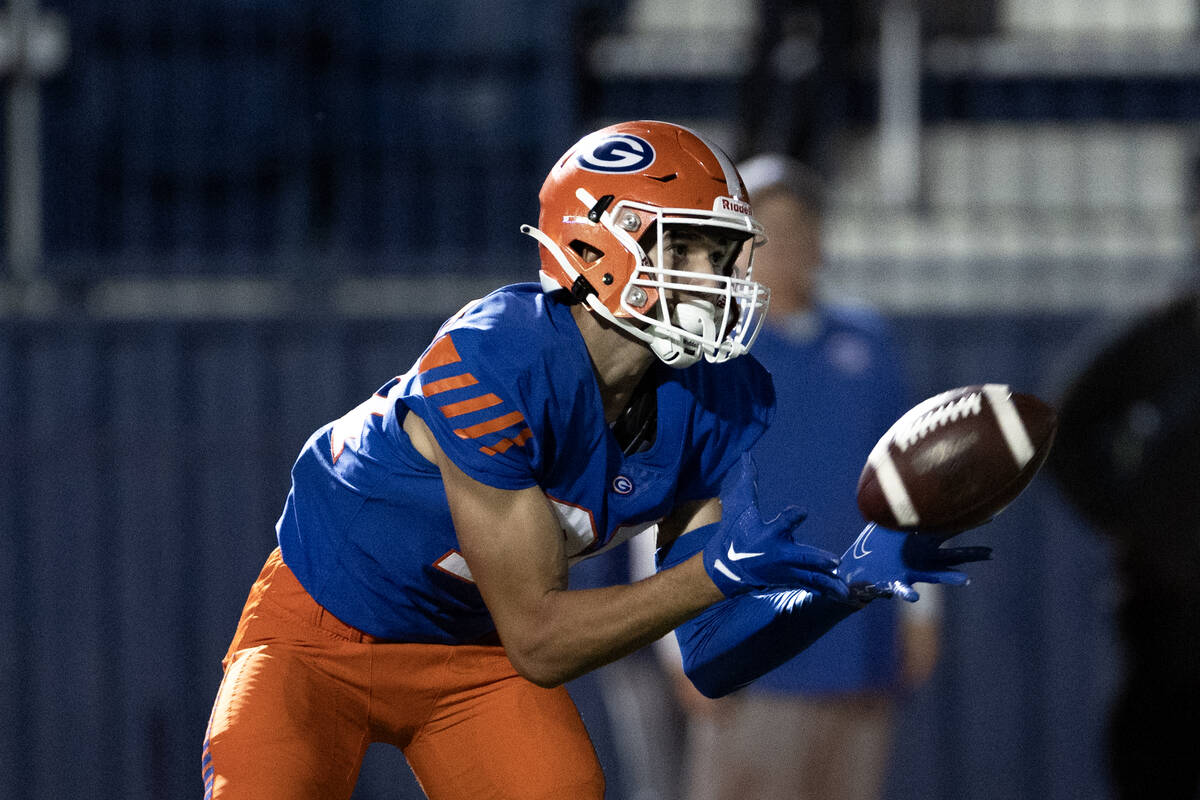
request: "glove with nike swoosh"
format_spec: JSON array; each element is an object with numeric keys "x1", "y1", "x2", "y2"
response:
[
  {"x1": 839, "y1": 523, "x2": 993, "y2": 604},
  {"x1": 702, "y1": 453, "x2": 849, "y2": 602}
]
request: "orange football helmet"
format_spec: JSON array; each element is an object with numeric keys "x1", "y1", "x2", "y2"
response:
[{"x1": 521, "y1": 120, "x2": 769, "y2": 368}]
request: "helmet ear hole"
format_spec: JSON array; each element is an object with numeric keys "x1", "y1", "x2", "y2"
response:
[{"x1": 569, "y1": 240, "x2": 605, "y2": 263}]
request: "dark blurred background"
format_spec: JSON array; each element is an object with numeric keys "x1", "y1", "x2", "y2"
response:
[{"x1": 2, "y1": 0, "x2": 1198, "y2": 797}]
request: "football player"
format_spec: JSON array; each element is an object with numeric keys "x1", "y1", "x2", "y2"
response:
[{"x1": 203, "y1": 120, "x2": 988, "y2": 799}]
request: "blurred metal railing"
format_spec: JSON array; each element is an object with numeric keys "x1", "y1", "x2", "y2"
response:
[
  {"x1": 2, "y1": 0, "x2": 1198, "y2": 320},
  {"x1": 0, "y1": 0, "x2": 68, "y2": 280},
  {"x1": 828, "y1": 0, "x2": 1200, "y2": 313}
]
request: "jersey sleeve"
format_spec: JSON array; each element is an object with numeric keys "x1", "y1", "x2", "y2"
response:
[{"x1": 402, "y1": 324, "x2": 544, "y2": 491}]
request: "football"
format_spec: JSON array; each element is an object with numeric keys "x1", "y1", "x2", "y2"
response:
[{"x1": 856, "y1": 384, "x2": 1057, "y2": 535}]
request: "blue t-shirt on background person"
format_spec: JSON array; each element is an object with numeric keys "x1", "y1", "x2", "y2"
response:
[{"x1": 743, "y1": 303, "x2": 912, "y2": 695}]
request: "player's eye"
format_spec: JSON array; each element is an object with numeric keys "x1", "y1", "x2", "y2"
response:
[
  {"x1": 712, "y1": 240, "x2": 743, "y2": 276},
  {"x1": 665, "y1": 243, "x2": 690, "y2": 267}
]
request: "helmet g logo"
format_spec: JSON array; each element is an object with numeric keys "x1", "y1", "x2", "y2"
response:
[{"x1": 576, "y1": 134, "x2": 655, "y2": 173}]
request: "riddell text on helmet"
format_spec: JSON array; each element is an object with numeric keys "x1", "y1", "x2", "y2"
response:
[{"x1": 716, "y1": 197, "x2": 752, "y2": 215}]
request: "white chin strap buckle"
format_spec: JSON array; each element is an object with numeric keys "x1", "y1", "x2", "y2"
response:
[{"x1": 650, "y1": 300, "x2": 718, "y2": 368}]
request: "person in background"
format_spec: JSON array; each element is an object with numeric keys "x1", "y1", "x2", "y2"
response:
[
  {"x1": 1051, "y1": 156, "x2": 1200, "y2": 799},
  {"x1": 1050, "y1": 288, "x2": 1200, "y2": 799},
  {"x1": 666, "y1": 153, "x2": 941, "y2": 800}
]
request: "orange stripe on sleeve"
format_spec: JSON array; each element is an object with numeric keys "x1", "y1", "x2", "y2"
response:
[
  {"x1": 480, "y1": 427, "x2": 534, "y2": 455},
  {"x1": 422, "y1": 373, "x2": 479, "y2": 396},
  {"x1": 419, "y1": 335, "x2": 462, "y2": 372},
  {"x1": 454, "y1": 411, "x2": 526, "y2": 440},
  {"x1": 439, "y1": 393, "x2": 503, "y2": 418}
]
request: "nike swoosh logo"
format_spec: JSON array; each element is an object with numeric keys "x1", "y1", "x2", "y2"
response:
[
  {"x1": 713, "y1": 559, "x2": 742, "y2": 583},
  {"x1": 727, "y1": 543, "x2": 764, "y2": 561},
  {"x1": 852, "y1": 525, "x2": 875, "y2": 559}
]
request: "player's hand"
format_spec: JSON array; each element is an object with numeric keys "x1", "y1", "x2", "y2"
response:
[
  {"x1": 838, "y1": 523, "x2": 992, "y2": 604},
  {"x1": 703, "y1": 454, "x2": 849, "y2": 601}
]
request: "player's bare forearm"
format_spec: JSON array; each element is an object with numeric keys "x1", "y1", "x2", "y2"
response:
[
  {"x1": 470, "y1": 513, "x2": 724, "y2": 687},
  {"x1": 497, "y1": 498, "x2": 728, "y2": 686},
  {"x1": 465, "y1": 480, "x2": 723, "y2": 686},
  {"x1": 412, "y1": 410, "x2": 725, "y2": 686},
  {"x1": 500, "y1": 553, "x2": 722, "y2": 687}
]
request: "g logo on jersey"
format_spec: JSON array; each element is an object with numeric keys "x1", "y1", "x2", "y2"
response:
[
  {"x1": 612, "y1": 475, "x2": 634, "y2": 495},
  {"x1": 576, "y1": 134, "x2": 655, "y2": 173}
]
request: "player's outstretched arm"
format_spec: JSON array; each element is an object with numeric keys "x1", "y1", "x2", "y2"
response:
[
  {"x1": 659, "y1": 526, "x2": 989, "y2": 698},
  {"x1": 408, "y1": 411, "x2": 727, "y2": 688},
  {"x1": 685, "y1": 452, "x2": 849, "y2": 602},
  {"x1": 660, "y1": 533, "x2": 859, "y2": 698},
  {"x1": 653, "y1": 453, "x2": 857, "y2": 697},
  {"x1": 656, "y1": 457, "x2": 991, "y2": 698}
]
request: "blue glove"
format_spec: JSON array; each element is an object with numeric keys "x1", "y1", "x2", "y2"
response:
[
  {"x1": 702, "y1": 454, "x2": 849, "y2": 602},
  {"x1": 838, "y1": 523, "x2": 993, "y2": 604}
]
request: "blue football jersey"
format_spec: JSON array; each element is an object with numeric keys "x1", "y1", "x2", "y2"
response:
[{"x1": 276, "y1": 283, "x2": 774, "y2": 643}]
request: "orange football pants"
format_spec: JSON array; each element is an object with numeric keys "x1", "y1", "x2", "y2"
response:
[{"x1": 202, "y1": 548, "x2": 605, "y2": 799}]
